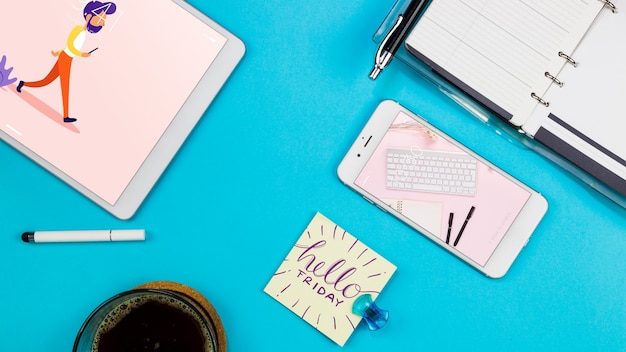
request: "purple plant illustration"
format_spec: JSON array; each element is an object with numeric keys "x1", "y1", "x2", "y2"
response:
[{"x1": 0, "y1": 55, "x2": 17, "y2": 87}]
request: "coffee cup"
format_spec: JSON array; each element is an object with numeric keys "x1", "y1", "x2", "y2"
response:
[{"x1": 73, "y1": 282, "x2": 225, "y2": 352}]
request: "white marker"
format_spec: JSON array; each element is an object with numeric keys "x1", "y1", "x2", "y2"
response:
[{"x1": 21, "y1": 229, "x2": 145, "y2": 243}]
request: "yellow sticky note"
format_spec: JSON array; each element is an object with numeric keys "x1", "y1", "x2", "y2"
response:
[{"x1": 264, "y1": 212, "x2": 397, "y2": 346}]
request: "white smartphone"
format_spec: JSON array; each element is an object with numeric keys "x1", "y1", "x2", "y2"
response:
[{"x1": 338, "y1": 100, "x2": 548, "y2": 278}]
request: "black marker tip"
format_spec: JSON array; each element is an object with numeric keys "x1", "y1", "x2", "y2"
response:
[
  {"x1": 21, "y1": 232, "x2": 34, "y2": 243},
  {"x1": 468, "y1": 206, "x2": 476, "y2": 218}
]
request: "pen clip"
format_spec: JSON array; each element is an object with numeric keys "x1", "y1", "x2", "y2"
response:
[{"x1": 370, "y1": 15, "x2": 404, "y2": 79}]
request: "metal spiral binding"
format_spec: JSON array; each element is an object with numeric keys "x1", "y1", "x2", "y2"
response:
[
  {"x1": 532, "y1": 2, "x2": 615, "y2": 110},
  {"x1": 558, "y1": 51, "x2": 578, "y2": 67},
  {"x1": 531, "y1": 93, "x2": 549, "y2": 107},
  {"x1": 599, "y1": 0, "x2": 618, "y2": 13},
  {"x1": 545, "y1": 72, "x2": 564, "y2": 87}
]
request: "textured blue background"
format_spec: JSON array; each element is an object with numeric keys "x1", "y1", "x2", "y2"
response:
[{"x1": 1, "y1": 1, "x2": 624, "y2": 351}]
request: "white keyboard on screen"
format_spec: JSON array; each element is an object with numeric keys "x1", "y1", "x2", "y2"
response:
[{"x1": 386, "y1": 148, "x2": 477, "y2": 196}]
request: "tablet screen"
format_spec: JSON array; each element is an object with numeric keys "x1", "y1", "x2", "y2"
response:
[{"x1": 1, "y1": 1, "x2": 228, "y2": 205}]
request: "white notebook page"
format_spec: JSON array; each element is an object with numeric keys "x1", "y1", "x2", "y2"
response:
[
  {"x1": 406, "y1": 0, "x2": 604, "y2": 126},
  {"x1": 523, "y1": 8, "x2": 626, "y2": 181}
]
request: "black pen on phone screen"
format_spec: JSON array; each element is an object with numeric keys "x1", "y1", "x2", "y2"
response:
[
  {"x1": 453, "y1": 206, "x2": 476, "y2": 247},
  {"x1": 446, "y1": 212, "x2": 454, "y2": 244},
  {"x1": 369, "y1": 0, "x2": 428, "y2": 79}
]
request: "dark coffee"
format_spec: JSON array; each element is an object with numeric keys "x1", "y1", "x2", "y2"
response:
[{"x1": 92, "y1": 293, "x2": 214, "y2": 352}]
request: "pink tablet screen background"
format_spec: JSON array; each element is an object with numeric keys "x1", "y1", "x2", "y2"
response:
[{"x1": 0, "y1": 1, "x2": 227, "y2": 204}]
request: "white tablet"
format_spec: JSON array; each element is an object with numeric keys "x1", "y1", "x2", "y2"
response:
[{"x1": 0, "y1": 1, "x2": 245, "y2": 219}]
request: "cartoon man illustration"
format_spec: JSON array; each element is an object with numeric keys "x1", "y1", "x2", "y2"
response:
[{"x1": 16, "y1": 1, "x2": 117, "y2": 123}]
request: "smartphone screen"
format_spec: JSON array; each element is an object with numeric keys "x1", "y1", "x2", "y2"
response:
[{"x1": 352, "y1": 110, "x2": 533, "y2": 267}]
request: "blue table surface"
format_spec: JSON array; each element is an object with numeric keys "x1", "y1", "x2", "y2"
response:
[{"x1": 2, "y1": 1, "x2": 625, "y2": 351}]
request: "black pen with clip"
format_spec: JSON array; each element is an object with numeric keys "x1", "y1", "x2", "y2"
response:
[
  {"x1": 445, "y1": 212, "x2": 454, "y2": 244},
  {"x1": 369, "y1": 0, "x2": 428, "y2": 79}
]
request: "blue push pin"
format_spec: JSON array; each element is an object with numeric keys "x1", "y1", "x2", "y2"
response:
[{"x1": 352, "y1": 294, "x2": 389, "y2": 330}]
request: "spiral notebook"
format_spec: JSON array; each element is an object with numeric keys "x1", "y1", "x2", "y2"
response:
[{"x1": 404, "y1": 0, "x2": 625, "y2": 198}]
